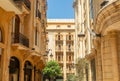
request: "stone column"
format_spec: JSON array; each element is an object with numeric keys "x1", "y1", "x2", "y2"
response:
[
  {"x1": 93, "y1": 37, "x2": 103, "y2": 81},
  {"x1": 88, "y1": 62, "x2": 92, "y2": 81},
  {"x1": 96, "y1": 47, "x2": 103, "y2": 81},
  {"x1": 1, "y1": 12, "x2": 14, "y2": 81},
  {"x1": 32, "y1": 66, "x2": 35, "y2": 81},
  {"x1": 63, "y1": 33, "x2": 66, "y2": 81},
  {"x1": 102, "y1": 31, "x2": 119, "y2": 81},
  {"x1": 20, "y1": 62, "x2": 24, "y2": 81}
]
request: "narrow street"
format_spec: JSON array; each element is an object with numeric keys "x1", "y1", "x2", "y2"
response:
[{"x1": 0, "y1": 0, "x2": 120, "y2": 81}]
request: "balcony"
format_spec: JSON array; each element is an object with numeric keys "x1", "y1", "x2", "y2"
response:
[
  {"x1": 55, "y1": 48, "x2": 63, "y2": 52},
  {"x1": 66, "y1": 61, "x2": 74, "y2": 64},
  {"x1": 12, "y1": 32, "x2": 29, "y2": 48},
  {"x1": 55, "y1": 40, "x2": 63, "y2": 44},
  {"x1": 36, "y1": 9, "x2": 41, "y2": 20},
  {"x1": 66, "y1": 40, "x2": 74, "y2": 45},
  {"x1": 14, "y1": 0, "x2": 31, "y2": 14},
  {"x1": 0, "y1": 0, "x2": 31, "y2": 14},
  {"x1": 57, "y1": 60, "x2": 63, "y2": 64}
]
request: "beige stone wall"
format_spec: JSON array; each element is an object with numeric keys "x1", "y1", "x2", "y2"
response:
[
  {"x1": 100, "y1": 31, "x2": 119, "y2": 81},
  {"x1": 74, "y1": 0, "x2": 120, "y2": 81},
  {"x1": 0, "y1": 0, "x2": 47, "y2": 81},
  {"x1": 47, "y1": 19, "x2": 75, "y2": 81}
]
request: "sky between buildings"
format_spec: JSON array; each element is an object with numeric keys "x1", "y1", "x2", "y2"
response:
[{"x1": 47, "y1": 0, "x2": 74, "y2": 19}]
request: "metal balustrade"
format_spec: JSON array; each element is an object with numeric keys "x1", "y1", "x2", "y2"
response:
[
  {"x1": 13, "y1": 0, "x2": 31, "y2": 10},
  {"x1": 12, "y1": 33, "x2": 29, "y2": 47},
  {"x1": 36, "y1": 9, "x2": 41, "y2": 19}
]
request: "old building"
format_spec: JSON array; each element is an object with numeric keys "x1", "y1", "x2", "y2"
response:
[
  {"x1": 46, "y1": 19, "x2": 75, "y2": 81},
  {"x1": 74, "y1": 0, "x2": 120, "y2": 81},
  {"x1": 0, "y1": 0, "x2": 47, "y2": 81},
  {"x1": 73, "y1": 0, "x2": 95, "y2": 81}
]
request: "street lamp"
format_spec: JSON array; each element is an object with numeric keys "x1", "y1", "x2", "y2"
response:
[{"x1": 43, "y1": 49, "x2": 53, "y2": 59}]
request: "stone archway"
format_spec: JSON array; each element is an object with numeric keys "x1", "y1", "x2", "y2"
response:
[
  {"x1": 9, "y1": 56, "x2": 20, "y2": 81},
  {"x1": 24, "y1": 61, "x2": 33, "y2": 81}
]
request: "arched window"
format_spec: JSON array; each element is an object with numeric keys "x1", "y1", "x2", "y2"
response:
[
  {"x1": 9, "y1": 57, "x2": 20, "y2": 81},
  {"x1": 58, "y1": 34, "x2": 60, "y2": 40},
  {"x1": 58, "y1": 44, "x2": 61, "y2": 50},
  {"x1": 69, "y1": 35, "x2": 71, "y2": 40},
  {"x1": 69, "y1": 56, "x2": 71, "y2": 61},
  {"x1": 58, "y1": 56, "x2": 60, "y2": 61},
  {"x1": 68, "y1": 45, "x2": 71, "y2": 51},
  {"x1": 68, "y1": 33, "x2": 71, "y2": 40},
  {"x1": 24, "y1": 61, "x2": 32, "y2": 81}
]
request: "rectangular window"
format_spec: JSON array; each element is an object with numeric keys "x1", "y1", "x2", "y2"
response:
[
  {"x1": 35, "y1": 28, "x2": 39, "y2": 46},
  {"x1": 58, "y1": 35, "x2": 60, "y2": 40},
  {"x1": 69, "y1": 35, "x2": 71, "y2": 40}
]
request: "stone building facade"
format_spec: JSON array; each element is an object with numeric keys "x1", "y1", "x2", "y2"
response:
[
  {"x1": 0, "y1": 0, "x2": 47, "y2": 81},
  {"x1": 46, "y1": 19, "x2": 75, "y2": 81},
  {"x1": 74, "y1": 0, "x2": 120, "y2": 81}
]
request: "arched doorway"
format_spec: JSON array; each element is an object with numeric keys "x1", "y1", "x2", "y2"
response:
[
  {"x1": 9, "y1": 57, "x2": 20, "y2": 81},
  {"x1": 24, "y1": 61, "x2": 33, "y2": 81}
]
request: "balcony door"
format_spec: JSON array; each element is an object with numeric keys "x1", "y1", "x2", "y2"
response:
[
  {"x1": 14, "y1": 15, "x2": 20, "y2": 34},
  {"x1": 9, "y1": 57, "x2": 20, "y2": 81},
  {"x1": 14, "y1": 15, "x2": 20, "y2": 43}
]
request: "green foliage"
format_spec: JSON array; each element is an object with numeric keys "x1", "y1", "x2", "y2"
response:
[
  {"x1": 75, "y1": 58, "x2": 89, "y2": 81},
  {"x1": 67, "y1": 74, "x2": 77, "y2": 81},
  {"x1": 43, "y1": 60, "x2": 62, "y2": 79}
]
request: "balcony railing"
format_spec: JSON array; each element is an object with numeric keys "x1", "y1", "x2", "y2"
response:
[
  {"x1": 13, "y1": 0, "x2": 31, "y2": 10},
  {"x1": 12, "y1": 33, "x2": 29, "y2": 47},
  {"x1": 66, "y1": 48, "x2": 74, "y2": 52},
  {"x1": 36, "y1": 10, "x2": 41, "y2": 19}
]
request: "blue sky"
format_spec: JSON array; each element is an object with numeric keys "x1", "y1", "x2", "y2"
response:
[{"x1": 47, "y1": 0, "x2": 74, "y2": 19}]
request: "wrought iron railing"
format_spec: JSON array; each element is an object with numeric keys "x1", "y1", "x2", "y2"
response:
[
  {"x1": 13, "y1": 0, "x2": 31, "y2": 10},
  {"x1": 12, "y1": 32, "x2": 29, "y2": 47},
  {"x1": 23, "y1": 0, "x2": 31, "y2": 10},
  {"x1": 36, "y1": 9, "x2": 41, "y2": 19}
]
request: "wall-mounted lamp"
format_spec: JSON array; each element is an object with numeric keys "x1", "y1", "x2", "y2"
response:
[
  {"x1": 77, "y1": 23, "x2": 101, "y2": 38},
  {"x1": 43, "y1": 49, "x2": 53, "y2": 58},
  {"x1": 50, "y1": 53, "x2": 53, "y2": 58}
]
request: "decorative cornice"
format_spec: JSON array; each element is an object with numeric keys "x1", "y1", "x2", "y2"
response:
[{"x1": 95, "y1": 1, "x2": 120, "y2": 35}]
